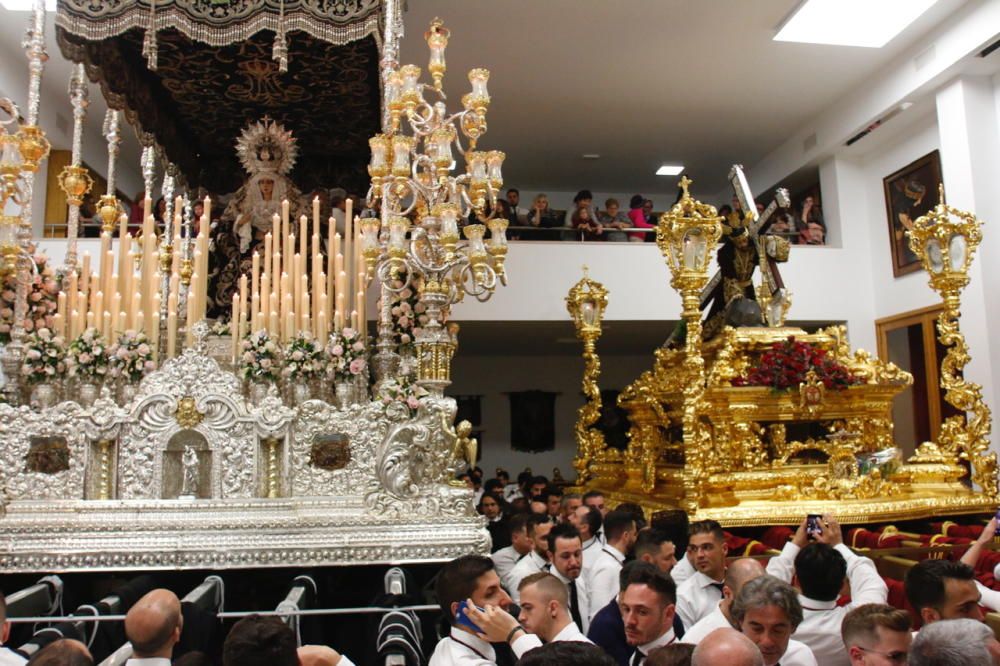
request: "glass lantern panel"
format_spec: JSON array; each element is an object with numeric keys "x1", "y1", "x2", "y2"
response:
[
  {"x1": 682, "y1": 229, "x2": 706, "y2": 271},
  {"x1": 926, "y1": 238, "x2": 944, "y2": 274},
  {"x1": 948, "y1": 233, "x2": 967, "y2": 271},
  {"x1": 581, "y1": 300, "x2": 596, "y2": 326}
]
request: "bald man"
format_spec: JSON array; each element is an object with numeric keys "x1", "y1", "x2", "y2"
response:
[
  {"x1": 691, "y1": 628, "x2": 763, "y2": 666},
  {"x1": 124, "y1": 589, "x2": 183, "y2": 665},
  {"x1": 682, "y1": 558, "x2": 765, "y2": 645}
]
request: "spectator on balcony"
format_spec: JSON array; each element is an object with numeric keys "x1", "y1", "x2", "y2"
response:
[
  {"x1": 506, "y1": 189, "x2": 528, "y2": 226},
  {"x1": 796, "y1": 196, "x2": 825, "y2": 245},
  {"x1": 572, "y1": 207, "x2": 604, "y2": 242},
  {"x1": 565, "y1": 190, "x2": 599, "y2": 239},
  {"x1": 523, "y1": 193, "x2": 559, "y2": 241},
  {"x1": 597, "y1": 199, "x2": 630, "y2": 242},
  {"x1": 625, "y1": 195, "x2": 654, "y2": 242},
  {"x1": 767, "y1": 212, "x2": 796, "y2": 243}
]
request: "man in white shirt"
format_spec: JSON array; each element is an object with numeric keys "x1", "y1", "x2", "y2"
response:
[
  {"x1": 910, "y1": 618, "x2": 1000, "y2": 666},
  {"x1": 634, "y1": 528, "x2": 679, "y2": 576},
  {"x1": 671, "y1": 554, "x2": 696, "y2": 586},
  {"x1": 559, "y1": 494, "x2": 583, "y2": 524},
  {"x1": 583, "y1": 491, "x2": 609, "y2": 543},
  {"x1": 545, "y1": 524, "x2": 592, "y2": 633},
  {"x1": 570, "y1": 506, "x2": 604, "y2": 574},
  {"x1": 507, "y1": 514, "x2": 554, "y2": 604},
  {"x1": 588, "y1": 510, "x2": 638, "y2": 617},
  {"x1": 959, "y1": 516, "x2": 1000, "y2": 613},
  {"x1": 492, "y1": 513, "x2": 533, "y2": 592},
  {"x1": 904, "y1": 558, "x2": 986, "y2": 625},
  {"x1": 840, "y1": 603, "x2": 912, "y2": 666},
  {"x1": 621, "y1": 565, "x2": 679, "y2": 666},
  {"x1": 428, "y1": 554, "x2": 513, "y2": 666},
  {"x1": 731, "y1": 575, "x2": 817, "y2": 666},
  {"x1": 0, "y1": 592, "x2": 26, "y2": 666},
  {"x1": 691, "y1": 628, "x2": 764, "y2": 666},
  {"x1": 765, "y1": 515, "x2": 886, "y2": 666},
  {"x1": 676, "y1": 520, "x2": 729, "y2": 630},
  {"x1": 462, "y1": 572, "x2": 591, "y2": 660},
  {"x1": 682, "y1": 558, "x2": 765, "y2": 644},
  {"x1": 124, "y1": 589, "x2": 183, "y2": 666}
]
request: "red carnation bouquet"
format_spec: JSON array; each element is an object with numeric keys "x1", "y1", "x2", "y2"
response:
[{"x1": 732, "y1": 336, "x2": 859, "y2": 391}]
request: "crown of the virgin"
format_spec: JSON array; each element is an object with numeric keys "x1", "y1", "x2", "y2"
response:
[{"x1": 235, "y1": 116, "x2": 298, "y2": 177}]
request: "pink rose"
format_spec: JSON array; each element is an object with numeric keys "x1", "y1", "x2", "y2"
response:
[
  {"x1": 400, "y1": 333, "x2": 411, "y2": 344},
  {"x1": 406, "y1": 396, "x2": 420, "y2": 410},
  {"x1": 349, "y1": 358, "x2": 366, "y2": 375},
  {"x1": 144, "y1": 360, "x2": 156, "y2": 371},
  {"x1": 352, "y1": 341, "x2": 364, "y2": 353},
  {"x1": 23, "y1": 319, "x2": 33, "y2": 331},
  {"x1": 331, "y1": 344, "x2": 343, "y2": 356},
  {"x1": 397, "y1": 316, "x2": 410, "y2": 328},
  {"x1": 1, "y1": 290, "x2": 14, "y2": 301}
]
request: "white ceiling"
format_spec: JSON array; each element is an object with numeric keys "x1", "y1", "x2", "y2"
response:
[
  {"x1": 0, "y1": 0, "x2": 970, "y2": 200},
  {"x1": 399, "y1": 0, "x2": 968, "y2": 196}
]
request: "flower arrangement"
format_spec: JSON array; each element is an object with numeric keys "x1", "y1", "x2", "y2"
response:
[
  {"x1": 21, "y1": 327, "x2": 67, "y2": 384},
  {"x1": 326, "y1": 327, "x2": 367, "y2": 382},
  {"x1": 0, "y1": 249, "x2": 60, "y2": 344},
  {"x1": 376, "y1": 377, "x2": 428, "y2": 416},
  {"x1": 378, "y1": 272, "x2": 431, "y2": 347},
  {"x1": 210, "y1": 320, "x2": 231, "y2": 337},
  {"x1": 109, "y1": 330, "x2": 156, "y2": 383},
  {"x1": 66, "y1": 327, "x2": 110, "y2": 381},
  {"x1": 733, "y1": 336, "x2": 859, "y2": 392},
  {"x1": 239, "y1": 329, "x2": 281, "y2": 383},
  {"x1": 282, "y1": 333, "x2": 326, "y2": 381}
]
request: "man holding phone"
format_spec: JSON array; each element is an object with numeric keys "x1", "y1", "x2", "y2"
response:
[{"x1": 429, "y1": 555, "x2": 513, "y2": 666}]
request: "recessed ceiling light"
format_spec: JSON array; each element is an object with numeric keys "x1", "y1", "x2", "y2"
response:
[
  {"x1": 0, "y1": 0, "x2": 57, "y2": 10},
  {"x1": 656, "y1": 165, "x2": 684, "y2": 176},
  {"x1": 582, "y1": 154, "x2": 600, "y2": 160},
  {"x1": 774, "y1": 0, "x2": 937, "y2": 48}
]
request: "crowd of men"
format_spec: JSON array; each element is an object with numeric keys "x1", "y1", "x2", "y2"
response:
[{"x1": 5, "y1": 495, "x2": 1000, "y2": 665}]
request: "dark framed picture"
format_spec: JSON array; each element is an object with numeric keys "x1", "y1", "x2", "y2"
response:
[{"x1": 883, "y1": 150, "x2": 943, "y2": 277}]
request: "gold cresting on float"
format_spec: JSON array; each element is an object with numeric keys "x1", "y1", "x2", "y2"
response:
[{"x1": 569, "y1": 180, "x2": 995, "y2": 526}]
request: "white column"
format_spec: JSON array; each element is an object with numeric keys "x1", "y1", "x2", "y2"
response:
[{"x1": 935, "y1": 75, "x2": 1000, "y2": 453}]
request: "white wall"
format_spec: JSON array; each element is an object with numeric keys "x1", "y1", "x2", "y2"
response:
[{"x1": 449, "y1": 353, "x2": 651, "y2": 478}]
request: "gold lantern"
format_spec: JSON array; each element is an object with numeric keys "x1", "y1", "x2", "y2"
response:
[
  {"x1": 566, "y1": 266, "x2": 609, "y2": 482},
  {"x1": 907, "y1": 185, "x2": 996, "y2": 499}
]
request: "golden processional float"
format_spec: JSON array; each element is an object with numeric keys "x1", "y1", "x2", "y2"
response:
[{"x1": 568, "y1": 175, "x2": 995, "y2": 527}]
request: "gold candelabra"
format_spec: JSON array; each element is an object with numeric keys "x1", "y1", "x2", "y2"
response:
[
  {"x1": 907, "y1": 185, "x2": 996, "y2": 499},
  {"x1": 364, "y1": 17, "x2": 508, "y2": 395},
  {"x1": 0, "y1": 99, "x2": 50, "y2": 279},
  {"x1": 655, "y1": 176, "x2": 723, "y2": 503},
  {"x1": 566, "y1": 266, "x2": 609, "y2": 483}
]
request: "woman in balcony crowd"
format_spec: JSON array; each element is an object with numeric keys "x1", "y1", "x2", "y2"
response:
[
  {"x1": 527, "y1": 193, "x2": 562, "y2": 240},
  {"x1": 572, "y1": 205, "x2": 604, "y2": 242},
  {"x1": 598, "y1": 198, "x2": 630, "y2": 242},
  {"x1": 628, "y1": 194, "x2": 654, "y2": 242},
  {"x1": 796, "y1": 195, "x2": 826, "y2": 245}
]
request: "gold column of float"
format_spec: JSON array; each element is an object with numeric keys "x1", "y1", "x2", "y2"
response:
[
  {"x1": 907, "y1": 185, "x2": 997, "y2": 500},
  {"x1": 97, "y1": 439, "x2": 113, "y2": 500},
  {"x1": 655, "y1": 176, "x2": 723, "y2": 505},
  {"x1": 565, "y1": 266, "x2": 608, "y2": 483},
  {"x1": 265, "y1": 437, "x2": 281, "y2": 498}
]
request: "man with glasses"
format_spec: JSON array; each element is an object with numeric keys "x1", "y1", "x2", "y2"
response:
[
  {"x1": 840, "y1": 604, "x2": 911, "y2": 665},
  {"x1": 675, "y1": 520, "x2": 728, "y2": 630}
]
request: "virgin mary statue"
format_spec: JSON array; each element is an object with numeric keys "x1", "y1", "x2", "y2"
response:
[{"x1": 210, "y1": 118, "x2": 305, "y2": 317}]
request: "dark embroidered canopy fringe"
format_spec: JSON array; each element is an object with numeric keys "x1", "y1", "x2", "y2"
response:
[{"x1": 55, "y1": 24, "x2": 382, "y2": 195}]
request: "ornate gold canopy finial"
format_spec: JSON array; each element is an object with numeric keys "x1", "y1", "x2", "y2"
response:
[
  {"x1": 581, "y1": 264, "x2": 590, "y2": 279},
  {"x1": 678, "y1": 175, "x2": 692, "y2": 199}
]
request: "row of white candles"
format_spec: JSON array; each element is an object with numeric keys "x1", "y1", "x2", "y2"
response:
[
  {"x1": 51, "y1": 196, "x2": 173, "y2": 356},
  {"x1": 229, "y1": 197, "x2": 369, "y2": 361},
  {"x1": 48, "y1": 194, "x2": 369, "y2": 364}
]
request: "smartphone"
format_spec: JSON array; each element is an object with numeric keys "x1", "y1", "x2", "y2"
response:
[
  {"x1": 994, "y1": 508, "x2": 1000, "y2": 536},
  {"x1": 806, "y1": 514, "x2": 823, "y2": 538},
  {"x1": 455, "y1": 599, "x2": 484, "y2": 633}
]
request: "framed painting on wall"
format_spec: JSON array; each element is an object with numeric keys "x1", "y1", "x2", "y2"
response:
[{"x1": 883, "y1": 150, "x2": 943, "y2": 277}]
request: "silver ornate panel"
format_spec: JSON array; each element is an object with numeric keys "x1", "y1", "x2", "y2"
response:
[{"x1": 0, "y1": 350, "x2": 489, "y2": 572}]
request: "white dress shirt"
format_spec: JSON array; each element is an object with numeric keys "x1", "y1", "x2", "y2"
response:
[
  {"x1": 978, "y1": 580, "x2": 1000, "y2": 611},
  {"x1": 779, "y1": 640, "x2": 818, "y2": 666},
  {"x1": 510, "y1": 621, "x2": 592, "y2": 658},
  {"x1": 633, "y1": 627, "x2": 676, "y2": 665},
  {"x1": 587, "y1": 544, "x2": 627, "y2": 619},
  {"x1": 428, "y1": 626, "x2": 496, "y2": 666},
  {"x1": 675, "y1": 571, "x2": 724, "y2": 630},
  {"x1": 508, "y1": 551, "x2": 548, "y2": 604},
  {"x1": 492, "y1": 545, "x2": 525, "y2": 591},
  {"x1": 582, "y1": 535, "x2": 603, "y2": 574},
  {"x1": 765, "y1": 541, "x2": 887, "y2": 666},
  {"x1": 548, "y1": 564, "x2": 592, "y2": 634},
  {"x1": 0, "y1": 647, "x2": 26, "y2": 666},
  {"x1": 679, "y1": 602, "x2": 732, "y2": 644},
  {"x1": 125, "y1": 659, "x2": 171, "y2": 666},
  {"x1": 671, "y1": 554, "x2": 696, "y2": 586}
]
